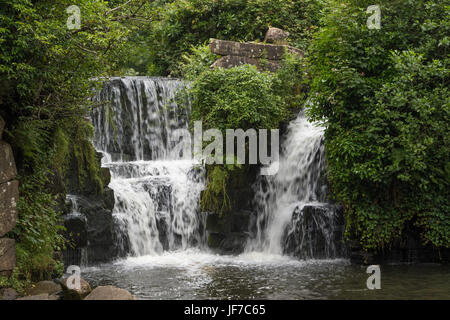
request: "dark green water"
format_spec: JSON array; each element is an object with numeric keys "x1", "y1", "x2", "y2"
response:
[{"x1": 82, "y1": 249, "x2": 450, "y2": 300}]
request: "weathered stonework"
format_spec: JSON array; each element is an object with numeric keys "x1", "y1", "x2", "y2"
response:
[
  {"x1": 209, "y1": 28, "x2": 303, "y2": 72},
  {"x1": 0, "y1": 141, "x2": 17, "y2": 185},
  {"x1": 210, "y1": 55, "x2": 281, "y2": 72}
]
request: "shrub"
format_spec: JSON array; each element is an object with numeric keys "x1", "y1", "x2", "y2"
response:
[
  {"x1": 144, "y1": 0, "x2": 322, "y2": 75},
  {"x1": 307, "y1": 0, "x2": 449, "y2": 250}
]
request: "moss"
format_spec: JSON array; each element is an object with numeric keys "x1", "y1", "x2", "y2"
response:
[{"x1": 201, "y1": 165, "x2": 231, "y2": 217}]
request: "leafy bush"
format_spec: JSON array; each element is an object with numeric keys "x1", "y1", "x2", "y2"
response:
[
  {"x1": 307, "y1": 0, "x2": 449, "y2": 250},
  {"x1": 144, "y1": 0, "x2": 322, "y2": 75},
  {"x1": 189, "y1": 65, "x2": 285, "y2": 131}
]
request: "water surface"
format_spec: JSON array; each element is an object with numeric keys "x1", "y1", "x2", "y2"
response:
[{"x1": 82, "y1": 249, "x2": 450, "y2": 300}]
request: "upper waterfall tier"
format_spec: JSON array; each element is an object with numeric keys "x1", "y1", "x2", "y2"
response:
[
  {"x1": 91, "y1": 77, "x2": 204, "y2": 257},
  {"x1": 92, "y1": 77, "x2": 190, "y2": 162}
]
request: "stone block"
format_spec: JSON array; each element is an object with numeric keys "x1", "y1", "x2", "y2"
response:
[
  {"x1": 0, "y1": 141, "x2": 17, "y2": 184},
  {"x1": 0, "y1": 180, "x2": 19, "y2": 237}
]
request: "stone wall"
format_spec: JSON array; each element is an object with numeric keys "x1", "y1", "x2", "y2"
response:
[
  {"x1": 209, "y1": 28, "x2": 303, "y2": 72},
  {"x1": 0, "y1": 115, "x2": 18, "y2": 277}
]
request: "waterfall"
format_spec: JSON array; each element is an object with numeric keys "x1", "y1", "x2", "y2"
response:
[
  {"x1": 246, "y1": 113, "x2": 346, "y2": 259},
  {"x1": 92, "y1": 77, "x2": 205, "y2": 257}
]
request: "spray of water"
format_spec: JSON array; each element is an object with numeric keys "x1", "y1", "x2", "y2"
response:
[
  {"x1": 92, "y1": 77, "x2": 204, "y2": 257},
  {"x1": 246, "y1": 113, "x2": 337, "y2": 257}
]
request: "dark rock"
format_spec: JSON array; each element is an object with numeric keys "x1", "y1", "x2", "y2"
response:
[
  {"x1": 60, "y1": 277, "x2": 92, "y2": 300},
  {"x1": 205, "y1": 211, "x2": 251, "y2": 254},
  {"x1": 0, "y1": 287, "x2": 18, "y2": 300},
  {"x1": 26, "y1": 280, "x2": 62, "y2": 296},
  {"x1": 206, "y1": 212, "x2": 231, "y2": 234},
  {"x1": 62, "y1": 247, "x2": 88, "y2": 267},
  {"x1": 0, "y1": 238, "x2": 15, "y2": 277},
  {"x1": 0, "y1": 115, "x2": 4, "y2": 140},
  {"x1": 84, "y1": 285, "x2": 135, "y2": 300},
  {"x1": 264, "y1": 27, "x2": 290, "y2": 44},
  {"x1": 62, "y1": 188, "x2": 115, "y2": 265},
  {"x1": 283, "y1": 204, "x2": 348, "y2": 259},
  {"x1": 231, "y1": 210, "x2": 251, "y2": 233},
  {"x1": 63, "y1": 214, "x2": 88, "y2": 248},
  {"x1": 0, "y1": 141, "x2": 17, "y2": 184},
  {"x1": 211, "y1": 55, "x2": 281, "y2": 72},
  {"x1": 0, "y1": 179, "x2": 19, "y2": 237},
  {"x1": 349, "y1": 233, "x2": 450, "y2": 265}
]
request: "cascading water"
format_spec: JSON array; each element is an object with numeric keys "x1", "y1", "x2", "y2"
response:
[
  {"x1": 92, "y1": 77, "x2": 205, "y2": 257},
  {"x1": 246, "y1": 112, "x2": 346, "y2": 259}
]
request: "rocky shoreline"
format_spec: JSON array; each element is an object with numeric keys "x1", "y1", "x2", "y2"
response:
[{"x1": 1, "y1": 278, "x2": 136, "y2": 300}]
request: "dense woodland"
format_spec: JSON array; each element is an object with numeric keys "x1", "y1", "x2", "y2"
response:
[{"x1": 0, "y1": 0, "x2": 448, "y2": 291}]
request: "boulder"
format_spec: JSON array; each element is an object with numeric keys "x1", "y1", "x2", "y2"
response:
[
  {"x1": 0, "y1": 287, "x2": 18, "y2": 300},
  {"x1": 0, "y1": 180, "x2": 19, "y2": 237},
  {"x1": 16, "y1": 293, "x2": 51, "y2": 300},
  {"x1": 264, "y1": 27, "x2": 290, "y2": 44},
  {"x1": 0, "y1": 238, "x2": 15, "y2": 277},
  {"x1": 84, "y1": 286, "x2": 135, "y2": 300},
  {"x1": 0, "y1": 141, "x2": 17, "y2": 184},
  {"x1": 26, "y1": 280, "x2": 62, "y2": 296},
  {"x1": 60, "y1": 277, "x2": 92, "y2": 300}
]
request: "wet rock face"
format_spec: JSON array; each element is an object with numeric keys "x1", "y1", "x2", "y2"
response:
[
  {"x1": 62, "y1": 188, "x2": 115, "y2": 266},
  {"x1": 283, "y1": 204, "x2": 348, "y2": 259},
  {"x1": 206, "y1": 210, "x2": 252, "y2": 254}
]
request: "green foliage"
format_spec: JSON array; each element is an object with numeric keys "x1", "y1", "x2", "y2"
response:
[
  {"x1": 187, "y1": 62, "x2": 305, "y2": 216},
  {"x1": 201, "y1": 165, "x2": 231, "y2": 216},
  {"x1": 178, "y1": 44, "x2": 219, "y2": 80},
  {"x1": 307, "y1": 0, "x2": 450, "y2": 250},
  {"x1": 189, "y1": 65, "x2": 285, "y2": 131},
  {"x1": 11, "y1": 162, "x2": 66, "y2": 284},
  {"x1": 142, "y1": 0, "x2": 323, "y2": 75},
  {"x1": 69, "y1": 119, "x2": 104, "y2": 195},
  {"x1": 0, "y1": 0, "x2": 147, "y2": 287}
]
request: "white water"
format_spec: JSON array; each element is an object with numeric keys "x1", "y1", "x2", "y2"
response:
[
  {"x1": 92, "y1": 77, "x2": 205, "y2": 257},
  {"x1": 246, "y1": 113, "x2": 327, "y2": 255},
  {"x1": 92, "y1": 77, "x2": 341, "y2": 263}
]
